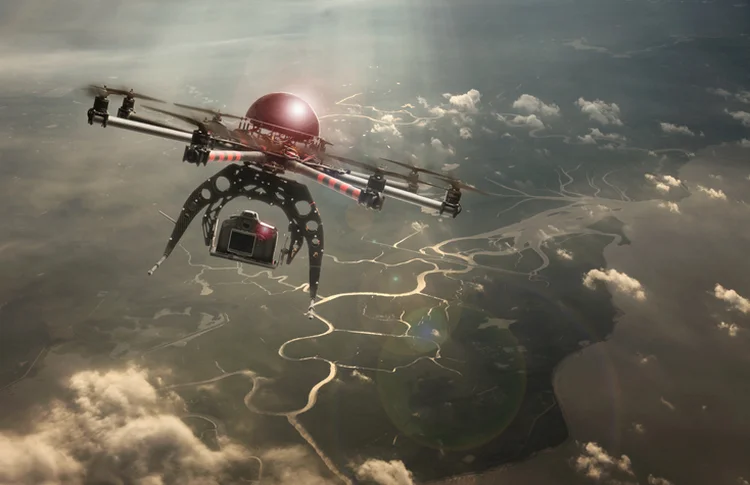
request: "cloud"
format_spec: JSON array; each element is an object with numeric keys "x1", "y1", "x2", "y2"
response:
[
  {"x1": 430, "y1": 137, "x2": 456, "y2": 156},
  {"x1": 356, "y1": 459, "x2": 414, "y2": 485},
  {"x1": 714, "y1": 284, "x2": 750, "y2": 314},
  {"x1": 659, "y1": 122, "x2": 695, "y2": 136},
  {"x1": 583, "y1": 268, "x2": 646, "y2": 301},
  {"x1": 648, "y1": 475, "x2": 675, "y2": 485},
  {"x1": 0, "y1": 367, "x2": 412, "y2": 485},
  {"x1": 718, "y1": 321, "x2": 740, "y2": 337},
  {"x1": 574, "y1": 442, "x2": 634, "y2": 481},
  {"x1": 577, "y1": 128, "x2": 626, "y2": 145},
  {"x1": 556, "y1": 248, "x2": 573, "y2": 260},
  {"x1": 443, "y1": 89, "x2": 481, "y2": 113},
  {"x1": 658, "y1": 201, "x2": 681, "y2": 213},
  {"x1": 496, "y1": 113, "x2": 545, "y2": 130},
  {"x1": 645, "y1": 173, "x2": 682, "y2": 193},
  {"x1": 576, "y1": 97, "x2": 623, "y2": 126},
  {"x1": 512, "y1": 94, "x2": 561, "y2": 118},
  {"x1": 370, "y1": 114, "x2": 402, "y2": 137},
  {"x1": 708, "y1": 87, "x2": 750, "y2": 104},
  {"x1": 708, "y1": 87, "x2": 732, "y2": 98},
  {"x1": 459, "y1": 127, "x2": 473, "y2": 139},
  {"x1": 697, "y1": 185, "x2": 727, "y2": 200},
  {"x1": 564, "y1": 38, "x2": 610, "y2": 54},
  {"x1": 726, "y1": 109, "x2": 750, "y2": 127},
  {"x1": 441, "y1": 163, "x2": 460, "y2": 172},
  {"x1": 0, "y1": 367, "x2": 254, "y2": 485},
  {"x1": 739, "y1": 139, "x2": 750, "y2": 147}
]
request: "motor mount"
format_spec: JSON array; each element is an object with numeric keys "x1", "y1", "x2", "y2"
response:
[
  {"x1": 358, "y1": 173, "x2": 386, "y2": 210},
  {"x1": 440, "y1": 187, "x2": 462, "y2": 218}
]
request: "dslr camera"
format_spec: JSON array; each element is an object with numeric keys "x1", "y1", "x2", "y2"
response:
[{"x1": 210, "y1": 210, "x2": 279, "y2": 268}]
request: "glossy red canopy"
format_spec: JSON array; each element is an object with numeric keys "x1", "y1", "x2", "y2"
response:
[{"x1": 245, "y1": 92, "x2": 320, "y2": 140}]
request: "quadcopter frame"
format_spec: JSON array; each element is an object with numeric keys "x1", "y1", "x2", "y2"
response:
[{"x1": 85, "y1": 90, "x2": 467, "y2": 314}]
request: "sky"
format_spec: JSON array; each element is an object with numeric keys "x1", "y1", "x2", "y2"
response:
[{"x1": 2, "y1": 0, "x2": 750, "y2": 484}]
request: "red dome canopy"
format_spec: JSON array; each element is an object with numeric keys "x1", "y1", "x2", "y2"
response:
[{"x1": 245, "y1": 92, "x2": 320, "y2": 141}]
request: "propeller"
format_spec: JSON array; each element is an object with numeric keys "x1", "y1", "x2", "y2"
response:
[
  {"x1": 325, "y1": 154, "x2": 444, "y2": 189},
  {"x1": 143, "y1": 105, "x2": 211, "y2": 133},
  {"x1": 173, "y1": 102, "x2": 244, "y2": 120},
  {"x1": 326, "y1": 154, "x2": 409, "y2": 180},
  {"x1": 143, "y1": 105, "x2": 256, "y2": 151},
  {"x1": 380, "y1": 157, "x2": 489, "y2": 194},
  {"x1": 84, "y1": 84, "x2": 166, "y2": 103}
]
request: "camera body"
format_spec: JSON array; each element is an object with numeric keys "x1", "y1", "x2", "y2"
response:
[{"x1": 210, "y1": 210, "x2": 279, "y2": 268}]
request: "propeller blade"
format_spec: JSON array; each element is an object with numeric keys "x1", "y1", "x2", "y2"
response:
[
  {"x1": 325, "y1": 154, "x2": 412, "y2": 182},
  {"x1": 173, "y1": 102, "x2": 244, "y2": 120},
  {"x1": 379, "y1": 157, "x2": 446, "y2": 178},
  {"x1": 429, "y1": 174, "x2": 490, "y2": 195},
  {"x1": 142, "y1": 105, "x2": 209, "y2": 131},
  {"x1": 380, "y1": 157, "x2": 488, "y2": 194},
  {"x1": 83, "y1": 84, "x2": 166, "y2": 103}
]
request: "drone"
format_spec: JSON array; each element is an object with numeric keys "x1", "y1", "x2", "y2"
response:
[{"x1": 84, "y1": 85, "x2": 487, "y2": 316}]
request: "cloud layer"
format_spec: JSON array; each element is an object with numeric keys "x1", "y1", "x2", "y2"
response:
[{"x1": 0, "y1": 367, "x2": 412, "y2": 485}]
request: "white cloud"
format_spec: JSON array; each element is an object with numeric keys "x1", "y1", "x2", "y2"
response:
[
  {"x1": 512, "y1": 94, "x2": 561, "y2": 118},
  {"x1": 356, "y1": 459, "x2": 414, "y2": 485},
  {"x1": 556, "y1": 248, "x2": 573, "y2": 260},
  {"x1": 577, "y1": 128, "x2": 626, "y2": 145},
  {"x1": 648, "y1": 475, "x2": 675, "y2": 485},
  {"x1": 714, "y1": 284, "x2": 750, "y2": 314},
  {"x1": 459, "y1": 127, "x2": 473, "y2": 139},
  {"x1": 659, "y1": 122, "x2": 695, "y2": 136},
  {"x1": 697, "y1": 185, "x2": 727, "y2": 200},
  {"x1": 708, "y1": 87, "x2": 732, "y2": 98},
  {"x1": 739, "y1": 138, "x2": 750, "y2": 147},
  {"x1": 514, "y1": 114, "x2": 546, "y2": 130},
  {"x1": 574, "y1": 442, "x2": 634, "y2": 481},
  {"x1": 371, "y1": 114, "x2": 402, "y2": 137},
  {"x1": 645, "y1": 173, "x2": 682, "y2": 194},
  {"x1": 658, "y1": 201, "x2": 681, "y2": 213},
  {"x1": 0, "y1": 367, "x2": 413, "y2": 485},
  {"x1": 718, "y1": 321, "x2": 740, "y2": 337},
  {"x1": 0, "y1": 367, "x2": 253, "y2": 485},
  {"x1": 709, "y1": 87, "x2": 750, "y2": 104},
  {"x1": 443, "y1": 89, "x2": 481, "y2": 113},
  {"x1": 726, "y1": 109, "x2": 750, "y2": 127},
  {"x1": 441, "y1": 163, "x2": 460, "y2": 172},
  {"x1": 431, "y1": 137, "x2": 455, "y2": 156},
  {"x1": 576, "y1": 97, "x2": 623, "y2": 126},
  {"x1": 583, "y1": 268, "x2": 646, "y2": 301}
]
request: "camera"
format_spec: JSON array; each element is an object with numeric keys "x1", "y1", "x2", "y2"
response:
[{"x1": 210, "y1": 210, "x2": 279, "y2": 268}]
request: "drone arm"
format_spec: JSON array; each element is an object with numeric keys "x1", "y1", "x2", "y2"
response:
[
  {"x1": 287, "y1": 160, "x2": 363, "y2": 203},
  {"x1": 333, "y1": 170, "x2": 460, "y2": 217},
  {"x1": 88, "y1": 110, "x2": 194, "y2": 144}
]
